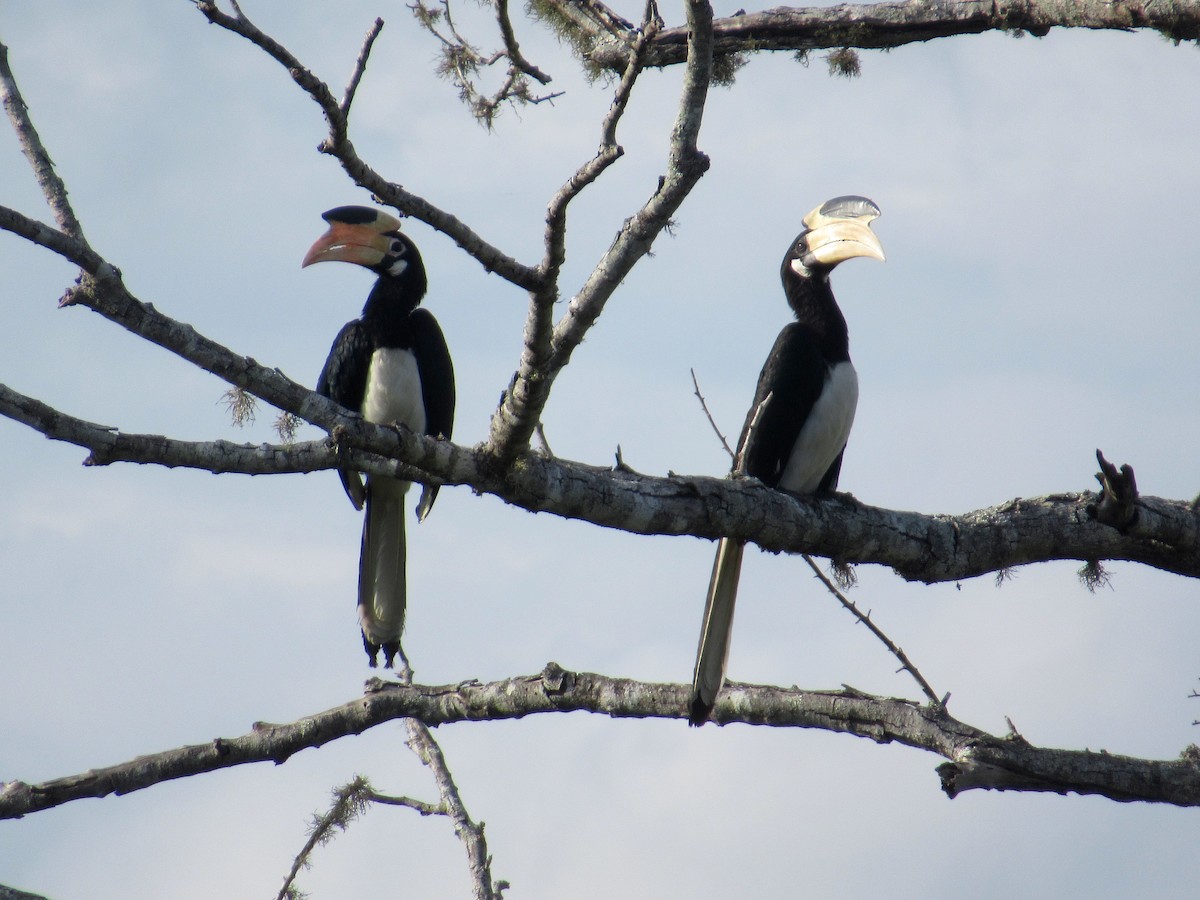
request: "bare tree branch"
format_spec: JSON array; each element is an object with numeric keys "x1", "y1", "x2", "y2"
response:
[
  {"x1": 487, "y1": 0, "x2": 716, "y2": 459},
  {"x1": 0, "y1": 885, "x2": 49, "y2": 900},
  {"x1": 802, "y1": 555, "x2": 944, "y2": 708},
  {"x1": 690, "y1": 368, "x2": 735, "y2": 460},
  {"x1": 0, "y1": 205, "x2": 107, "y2": 274},
  {"x1": 340, "y1": 17, "x2": 385, "y2": 119},
  {"x1": 540, "y1": 0, "x2": 1200, "y2": 73},
  {"x1": 494, "y1": 0, "x2": 552, "y2": 85},
  {"x1": 0, "y1": 41, "x2": 85, "y2": 239},
  {"x1": 4, "y1": 664, "x2": 1198, "y2": 821},
  {"x1": 411, "y1": 0, "x2": 560, "y2": 127},
  {"x1": 404, "y1": 719, "x2": 506, "y2": 900},
  {"x1": 191, "y1": 0, "x2": 542, "y2": 290},
  {"x1": 276, "y1": 733, "x2": 503, "y2": 898},
  {"x1": 365, "y1": 789, "x2": 444, "y2": 816},
  {"x1": 277, "y1": 777, "x2": 374, "y2": 900},
  {"x1": 4, "y1": 378, "x2": 1198, "y2": 584},
  {"x1": 485, "y1": 6, "x2": 664, "y2": 459}
]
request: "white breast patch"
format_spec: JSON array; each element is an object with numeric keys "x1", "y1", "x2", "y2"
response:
[
  {"x1": 361, "y1": 348, "x2": 426, "y2": 434},
  {"x1": 777, "y1": 360, "x2": 858, "y2": 494}
]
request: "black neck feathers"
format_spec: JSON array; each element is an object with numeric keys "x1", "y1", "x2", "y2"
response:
[
  {"x1": 362, "y1": 269, "x2": 424, "y2": 326},
  {"x1": 782, "y1": 270, "x2": 850, "y2": 362}
]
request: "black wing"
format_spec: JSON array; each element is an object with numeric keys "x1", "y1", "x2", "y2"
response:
[
  {"x1": 317, "y1": 319, "x2": 373, "y2": 509},
  {"x1": 738, "y1": 322, "x2": 840, "y2": 491},
  {"x1": 409, "y1": 308, "x2": 455, "y2": 516},
  {"x1": 409, "y1": 308, "x2": 455, "y2": 442},
  {"x1": 317, "y1": 319, "x2": 371, "y2": 410}
]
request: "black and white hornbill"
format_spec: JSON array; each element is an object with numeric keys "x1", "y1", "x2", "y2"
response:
[
  {"x1": 303, "y1": 206, "x2": 455, "y2": 668},
  {"x1": 688, "y1": 195, "x2": 884, "y2": 726}
]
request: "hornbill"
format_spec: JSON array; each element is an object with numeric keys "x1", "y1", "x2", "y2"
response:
[
  {"x1": 303, "y1": 206, "x2": 455, "y2": 668},
  {"x1": 689, "y1": 196, "x2": 884, "y2": 726}
]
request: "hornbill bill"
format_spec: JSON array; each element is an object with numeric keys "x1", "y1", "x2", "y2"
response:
[
  {"x1": 688, "y1": 195, "x2": 884, "y2": 726},
  {"x1": 302, "y1": 206, "x2": 455, "y2": 668}
]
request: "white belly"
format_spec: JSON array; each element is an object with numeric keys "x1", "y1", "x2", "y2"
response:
[
  {"x1": 361, "y1": 348, "x2": 426, "y2": 433},
  {"x1": 778, "y1": 360, "x2": 858, "y2": 494}
]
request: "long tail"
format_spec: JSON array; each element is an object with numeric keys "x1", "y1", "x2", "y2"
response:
[
  {"x1": 358, "y1": 476, "x2": 408, "y2": 668},
  {"x1": 689, "y1": 537, "x2": 745, "y2": 725}
]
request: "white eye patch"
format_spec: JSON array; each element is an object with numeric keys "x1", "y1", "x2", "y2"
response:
[{"x1": 386, "y1": 258, "x2": 409, "y2": 277}]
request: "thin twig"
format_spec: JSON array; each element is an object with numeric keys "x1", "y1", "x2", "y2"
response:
[
  {"x1": 735, "y1": 390, "x2": 771, "y2": 475},
  {"x1": 405, "y1": 718, "x2": 506, "y2": 900},
  {"x1": 341, "y1": 18, "x2": 385, "y2": 117},
  {"x1": 276, "y1": 656, "x2": 501, "y2": 898},
  {"x1": 273, "y1": 780, "x2": 448, "y2": 899},
  {"x1": 412, "y1": 0, "x2": 557, "y2": 127},
  {"x1": 394, "y1": 656, "x2": 504, "y2": 899},
  {"x1": 690, "y1": 368, "x2": 734, "y2": 460},
  {"x1": 364, "y1": 790, "x2": 446, "y2": 816},
  {"x1": 802, "y1": 554, "x2": 945, "y2": 709},
  {"x1": 276, "y1": 777, "x2": 374, "y2": 900}
]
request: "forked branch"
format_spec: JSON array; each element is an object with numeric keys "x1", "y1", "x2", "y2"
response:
[
  {"x1": 0, "y1": 41, "x2": 85, "y2": 239},
  {"x1": 486, "y1": 4, "x2": 669, "y2": 458},
  {"x1": 192, "y1": 0, "x2": 541, "y2": 289}
]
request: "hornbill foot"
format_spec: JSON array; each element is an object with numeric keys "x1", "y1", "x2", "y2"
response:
[
  {"x1": 381, "y1": 640, "x2": 402, "y2": 670},
  {"x1": 362, "y1": 632, "x2": 381, "y2": 668}
]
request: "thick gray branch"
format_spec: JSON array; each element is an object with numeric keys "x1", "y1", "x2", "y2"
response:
[
  {"x1": 3, "y1": 664, "x2": 1198, "y2": 820},
  {"x1": 0, "y1": 887, "x2": 49, "y2": 900},
  {"x1": 0, "y1": 207, "x2": 105, "y2": 273},
  {"x1": 4, "y1": 379, "x2": 1198, "y2": 583},
  {"x1": 560, "y1": 0, "x2": 1200, "y2": 72}
]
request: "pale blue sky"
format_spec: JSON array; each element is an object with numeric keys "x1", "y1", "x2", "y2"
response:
[{"x1": 3, "y1": 2, "x2": 1199, "y2": 897}]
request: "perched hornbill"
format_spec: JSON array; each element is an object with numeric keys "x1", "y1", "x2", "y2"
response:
[
  {"x1": 303, "y1": 206, "x2": 455, "y2": 668},
  {"x1": 689, "y1": 196, "x2": 884, "y2": 726}
]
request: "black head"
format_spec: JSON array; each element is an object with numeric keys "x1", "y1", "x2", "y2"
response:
[{"x1": 302, "y1": 206, "x2": 427, "y2": 297}]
